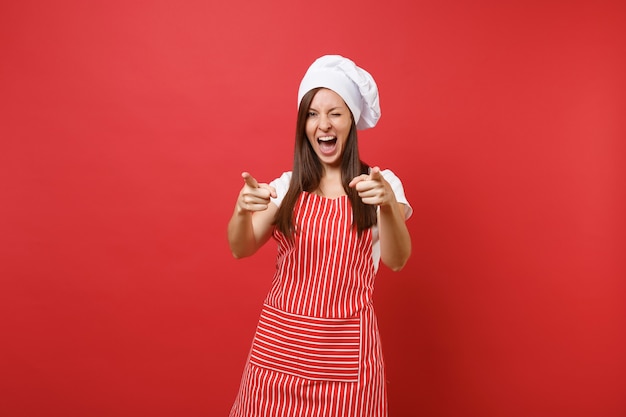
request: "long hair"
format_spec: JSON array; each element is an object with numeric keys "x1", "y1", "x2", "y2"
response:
[{"x1": 274, "y1": 88, "x2": 377, "y2": 238}]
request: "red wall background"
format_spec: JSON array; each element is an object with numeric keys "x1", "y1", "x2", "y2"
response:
[{"x1": 1, "y1": 1, "x2": 624, "y2": 416}]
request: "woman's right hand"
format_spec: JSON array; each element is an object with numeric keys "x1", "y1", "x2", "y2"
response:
[
  {"x1": 229, "y1": 172, "x2": 279, "y2": 258},
  {"x1": 237, "y1": 172, "x2": 277, "y2": 213}
]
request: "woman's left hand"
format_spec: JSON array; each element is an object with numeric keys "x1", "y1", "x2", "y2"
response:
[{"x1": 349, "y1": 166, "x2": 396, "y2": 206}]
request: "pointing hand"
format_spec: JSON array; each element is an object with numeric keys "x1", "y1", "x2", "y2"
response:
[
  {"x1": 348, "y1": 167, "x2": 394, "y2": 206},
  {"x1": 237, "y1": 172, "x2": 277, "y2": 213}
]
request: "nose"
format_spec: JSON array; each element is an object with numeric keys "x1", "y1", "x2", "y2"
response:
[{"x1": 319, "y1": 114, "x2": 332, "y2": 130}]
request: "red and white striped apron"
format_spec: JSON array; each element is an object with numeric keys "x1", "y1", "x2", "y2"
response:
[{"x1": 230, "y1": 192, "x2": 387, "y2": 417}]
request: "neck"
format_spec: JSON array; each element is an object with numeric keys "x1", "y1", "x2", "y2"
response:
[{"x1": 316, "y1": 169, "x2": 345, "y2": 198}]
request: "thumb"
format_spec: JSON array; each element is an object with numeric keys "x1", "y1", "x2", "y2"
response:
[
  {"x1": 349, "y1": 174, "x2": 367, "y2": 188},
  {"x1": 260, "y1": 184, "x2": 278, "y2": 199},
  {"x1": 241, "y1": 172, "x2": 259, "y2": 188}
]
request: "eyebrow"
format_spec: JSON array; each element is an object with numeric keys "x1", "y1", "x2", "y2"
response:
[{"x1": 308, "y1": 106, "x2": 343, "y2": 112}]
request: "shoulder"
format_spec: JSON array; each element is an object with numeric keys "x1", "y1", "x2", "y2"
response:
[{"x1": 269, "y1": 171, "x2": 292, "y2": 207}]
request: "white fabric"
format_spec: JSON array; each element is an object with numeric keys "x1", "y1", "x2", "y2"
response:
[
  {"x1": 269, "y1": 170, "x2": 412, "y2": 272},
  {"x1": 298, "y1": 55, "x2": 381, "y2": 130}
]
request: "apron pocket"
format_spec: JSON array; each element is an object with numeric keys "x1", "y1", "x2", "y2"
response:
[{"x1": 249, "y1": 304, "x2": 361, "y2": 382}]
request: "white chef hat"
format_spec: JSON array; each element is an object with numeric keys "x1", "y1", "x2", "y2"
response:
[{"x1": 297, "y1": 55, "x2": 381, "y2": 130}]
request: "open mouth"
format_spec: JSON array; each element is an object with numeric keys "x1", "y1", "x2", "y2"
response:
[{"x1": 317, "y1": 136, "x2": 337, "y2": 154}]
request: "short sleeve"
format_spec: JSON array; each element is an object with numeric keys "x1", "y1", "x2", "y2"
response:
[
  {"x1": 269, "y1": 171, "x2": 292, "y2": 208},
  {"x1": 381, "y1": 169, "x2": 412, "y2": 219}
]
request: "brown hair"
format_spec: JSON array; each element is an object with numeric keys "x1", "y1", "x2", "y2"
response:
[{"x1": 274, "y1": 88, "x2": 377, "y2": 238}]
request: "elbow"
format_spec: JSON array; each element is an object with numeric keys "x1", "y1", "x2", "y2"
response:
[
  {"x1": 228, "y1": 235, "x2": 255, "y2": 259},
  {"x1": 228, "y1": 242, "x2": 243, "y2": 259},
  {"x1": 390, "y1": 264, "x2": 405, "y2": 272},
  {"x1": 388, "y1": 259, "x2": 408, "y2": 272},
  {"x1": 231, "y1": 251, "x2": 245, "y2": 260},
  {"x1": 230, "y1": 247, "x2": 253, "y2": 259},
  {"x1": 228, "y1": 242, "x2": 247, "y2": 259},
  {"x1": 383, "y1": 247, "x2": 411, "y2": 272},
  {"x1": 382, "y1": 255, "x2": 409, "y2": 272}
]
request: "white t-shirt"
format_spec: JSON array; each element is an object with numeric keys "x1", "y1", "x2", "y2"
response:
[{"x1": 269, "y1": 170, "x2": 412, "y2": 272}]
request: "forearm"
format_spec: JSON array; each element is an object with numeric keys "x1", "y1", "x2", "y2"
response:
[
  {"x1": 227, "y1": 200, "x2": 277, "y2": 259},
  {"x1": 378, "y1": 202, "x2": 411, "y2": 271},
  {"x1": 227, "y1": 206, "x2": 257, "y2": 258}
]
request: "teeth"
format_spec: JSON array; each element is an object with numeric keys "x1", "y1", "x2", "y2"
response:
[{"x1": 318, "y1": 136, "x2": 336, "y2": 142}]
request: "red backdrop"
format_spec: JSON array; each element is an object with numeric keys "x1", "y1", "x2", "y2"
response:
[{"x1": 1, "y1": 1, "x2": 625, "y2": 416}]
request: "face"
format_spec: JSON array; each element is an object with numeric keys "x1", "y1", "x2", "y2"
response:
[{"x1": 305, "y1": 88, "x2": 353, "y2": 169}]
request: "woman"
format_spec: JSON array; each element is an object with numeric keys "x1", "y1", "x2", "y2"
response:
[{"x1": 227, "y1": 55, "x2": 412, "y2": 417}]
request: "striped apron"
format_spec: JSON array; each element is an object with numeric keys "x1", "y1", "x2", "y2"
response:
[{"x1": 230, "y1": 192, "x2": 387, "y2": 417}]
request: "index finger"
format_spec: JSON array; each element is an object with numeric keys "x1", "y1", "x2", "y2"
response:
[
  {"x1": 242, "y1": 172, "x2": 259, "y2": 188},
  {"x1": 370, "y1": 166, "x2": 383, "y2": 180}
]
